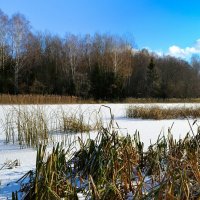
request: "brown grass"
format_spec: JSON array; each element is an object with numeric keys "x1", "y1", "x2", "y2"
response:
[
  {"x1": 1, "y1": 94, "x2": 200, "y2": 104},
  {"x1": 124, "y1": 97, "x2": 200, "y2": 104},
  {"x1": 15, "y1": 116, "x2": 200, "y2": 199},
  {"x1": 126, "y1": 106, "x2": 200, "y2": 119},
  {"x1": 0, "y1": 94, "x2": 107, "y2": 104},
  {"x1": 3, "y1": 106, "x2": 102, "y2": 148}
]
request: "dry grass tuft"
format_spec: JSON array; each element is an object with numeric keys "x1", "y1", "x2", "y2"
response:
[
  {"x1": 3, "y1": 107, "x2": 49, "y2": 148},
  {"x1": 126, "y1": 106, "x2": 200, "y2": 119},
  {"x1": 124, "y1": 97, "x2": 200, "y2": 104}
]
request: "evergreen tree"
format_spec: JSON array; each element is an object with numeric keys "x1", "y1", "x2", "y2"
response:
[
  {"x1": 89, "y1": 64, "x2": 124, "y2": 100},
  {"x1": 146, "y1": 58, "x2": 160, "y2": 97}
]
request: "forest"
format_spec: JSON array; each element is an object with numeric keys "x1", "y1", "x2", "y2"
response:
[{"x1": 1, "y1": 9, "x2": 200, "y2": 99}]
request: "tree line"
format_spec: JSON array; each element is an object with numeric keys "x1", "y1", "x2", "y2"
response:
[{"x1": 1, "y1": 10, "x2": 200, "y2": 99}]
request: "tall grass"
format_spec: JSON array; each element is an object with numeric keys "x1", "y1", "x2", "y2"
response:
[
  {"x1": 61, "y1": 110, "x2": 91, "y2": 134},
  {"x1": 3, "y1": 107, "x2": 49, "y2": 148},
  {"x1": 17, "y1": 107, "x2": 49, "y2": 148},
  {"x1": 126, "y1": 106, "x2": 200, "y2": 119},
  {"x1": 0, "y1": 94, "x2": 107, "y2": 104},
  {"x1": 2, "y1": 106, "x2": 101, "y2": 148},
  {"x1": 15, "y1": 113, "x2": 200, "y2": 199},
  {"x1": 18, "y1": 143, "x2": 78, "y2": 199},
  {"x1": 4, "y1": 109, "x2": 15, "y2": 144},
  {"x1": 2, "y1": 94, "x2": 200, "y2": 105},
  {"x1": 124, "y1": 97, "x2": 200, "y2": 104}
]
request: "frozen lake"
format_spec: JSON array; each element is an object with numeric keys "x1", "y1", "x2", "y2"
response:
[{"x1": 0, "y1": 103, "x2": 200, "y2": 199}]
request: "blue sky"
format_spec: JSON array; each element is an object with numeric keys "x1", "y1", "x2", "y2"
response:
[{"x1": 1, "y1": 0, "x2": 200, "y2": 59}]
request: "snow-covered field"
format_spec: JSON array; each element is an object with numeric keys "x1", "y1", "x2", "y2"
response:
[{"x1": 0, "y1": 103, "x2": 200, "y2": 199}]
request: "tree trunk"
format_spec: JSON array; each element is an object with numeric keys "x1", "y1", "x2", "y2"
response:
[{"x1": 14, "y1": 67, "x2": 19, "y2": 94}]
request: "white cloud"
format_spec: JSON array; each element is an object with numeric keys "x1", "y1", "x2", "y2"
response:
[
  {"x1": 168, "y1": 39, "x2": 200, "y2": 59},
  {"x1": 141, "y1": 46, "x2": 164, "y2": 57}
]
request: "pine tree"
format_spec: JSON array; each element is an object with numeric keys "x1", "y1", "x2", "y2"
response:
[
  {"x1": 89, "y1": 64, "x2": 124, "y2": 99},
  {"x1": 146, "y1": 58, "x2": 160, "y2": 97}
]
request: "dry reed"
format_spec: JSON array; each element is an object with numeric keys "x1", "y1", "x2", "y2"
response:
[
  {"x1": 13, "y1": 109, "x2": 200, "y2": 199},
  {"x1": 0, "y1": 94, "x2": 106, "y2": 104},
  {"x1": 126, "y1": 106, "x2": 200, "y2": 119},
  {"x1": 2, "y1": 106, "x2": 101, "y2": 148}
]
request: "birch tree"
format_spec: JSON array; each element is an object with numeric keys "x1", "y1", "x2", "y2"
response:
[
  {"x1": 63, "y1": 34, "x2": 81, "y2": 95},
  {"x1": 0, "y1": 10, "x2": 9, "y2": 69},
  {"x1": 110, "y1": 36, "x2": 124, "y2": 74},
  {"x1": 9, "y1": 13, "x2": 30, "y2": 94}
]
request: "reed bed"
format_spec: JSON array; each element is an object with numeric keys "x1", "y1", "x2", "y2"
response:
[
  {"x1": 15, "y1": 143, "x2": 78, "y2": 200},
  {"x1": 60, "y1": 110, "x2": 92, "y2": 134},
  {"x1": 3, "y1": 107, "x2": 50, "y2": 148},
  {"x1": 3, "y1": 106, "x2": 100, "y2": 148},
  {"x1": 0, "y1": 94, "x2": 106, "y2": 104},
  {"x1": 2, "y1": 94, "x2": 200, "y2": 105},
  {"x1": 14, "y1": 115, "x2": 200, "y2": 199},
  {"x1": 124, "y1": 97, "x2": 200, "y2": 103},
  {"x1": 126, "y1": 106, "x2": 200, "y2": 119}
]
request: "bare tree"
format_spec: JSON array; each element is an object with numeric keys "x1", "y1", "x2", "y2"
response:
[
  {"x1": 82, "y1": 34, "x2": 92, "y2": 71},
  {"x1": 64, "y1": 34, "x2": 80, "y2": 83},
  {"x1": 191, "y1": 55, "x2": 200, "y2": 74},
  {"x1": 9, "y1": 13, "x2": 30, "y2": 94},
  {"x1": 91, "y1": 33, "x2": 105, "y2": 68},
  {"x1": 0, "y1": 10, "x2": 9, "y2": 69},
  {"x1": 104, "y1": 35, "x2": 123, "y2": 74}
]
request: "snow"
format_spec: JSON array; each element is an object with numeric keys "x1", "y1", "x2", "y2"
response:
[{"x1": 0, "y1": 103, "x2": 199, "y2": 199}]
